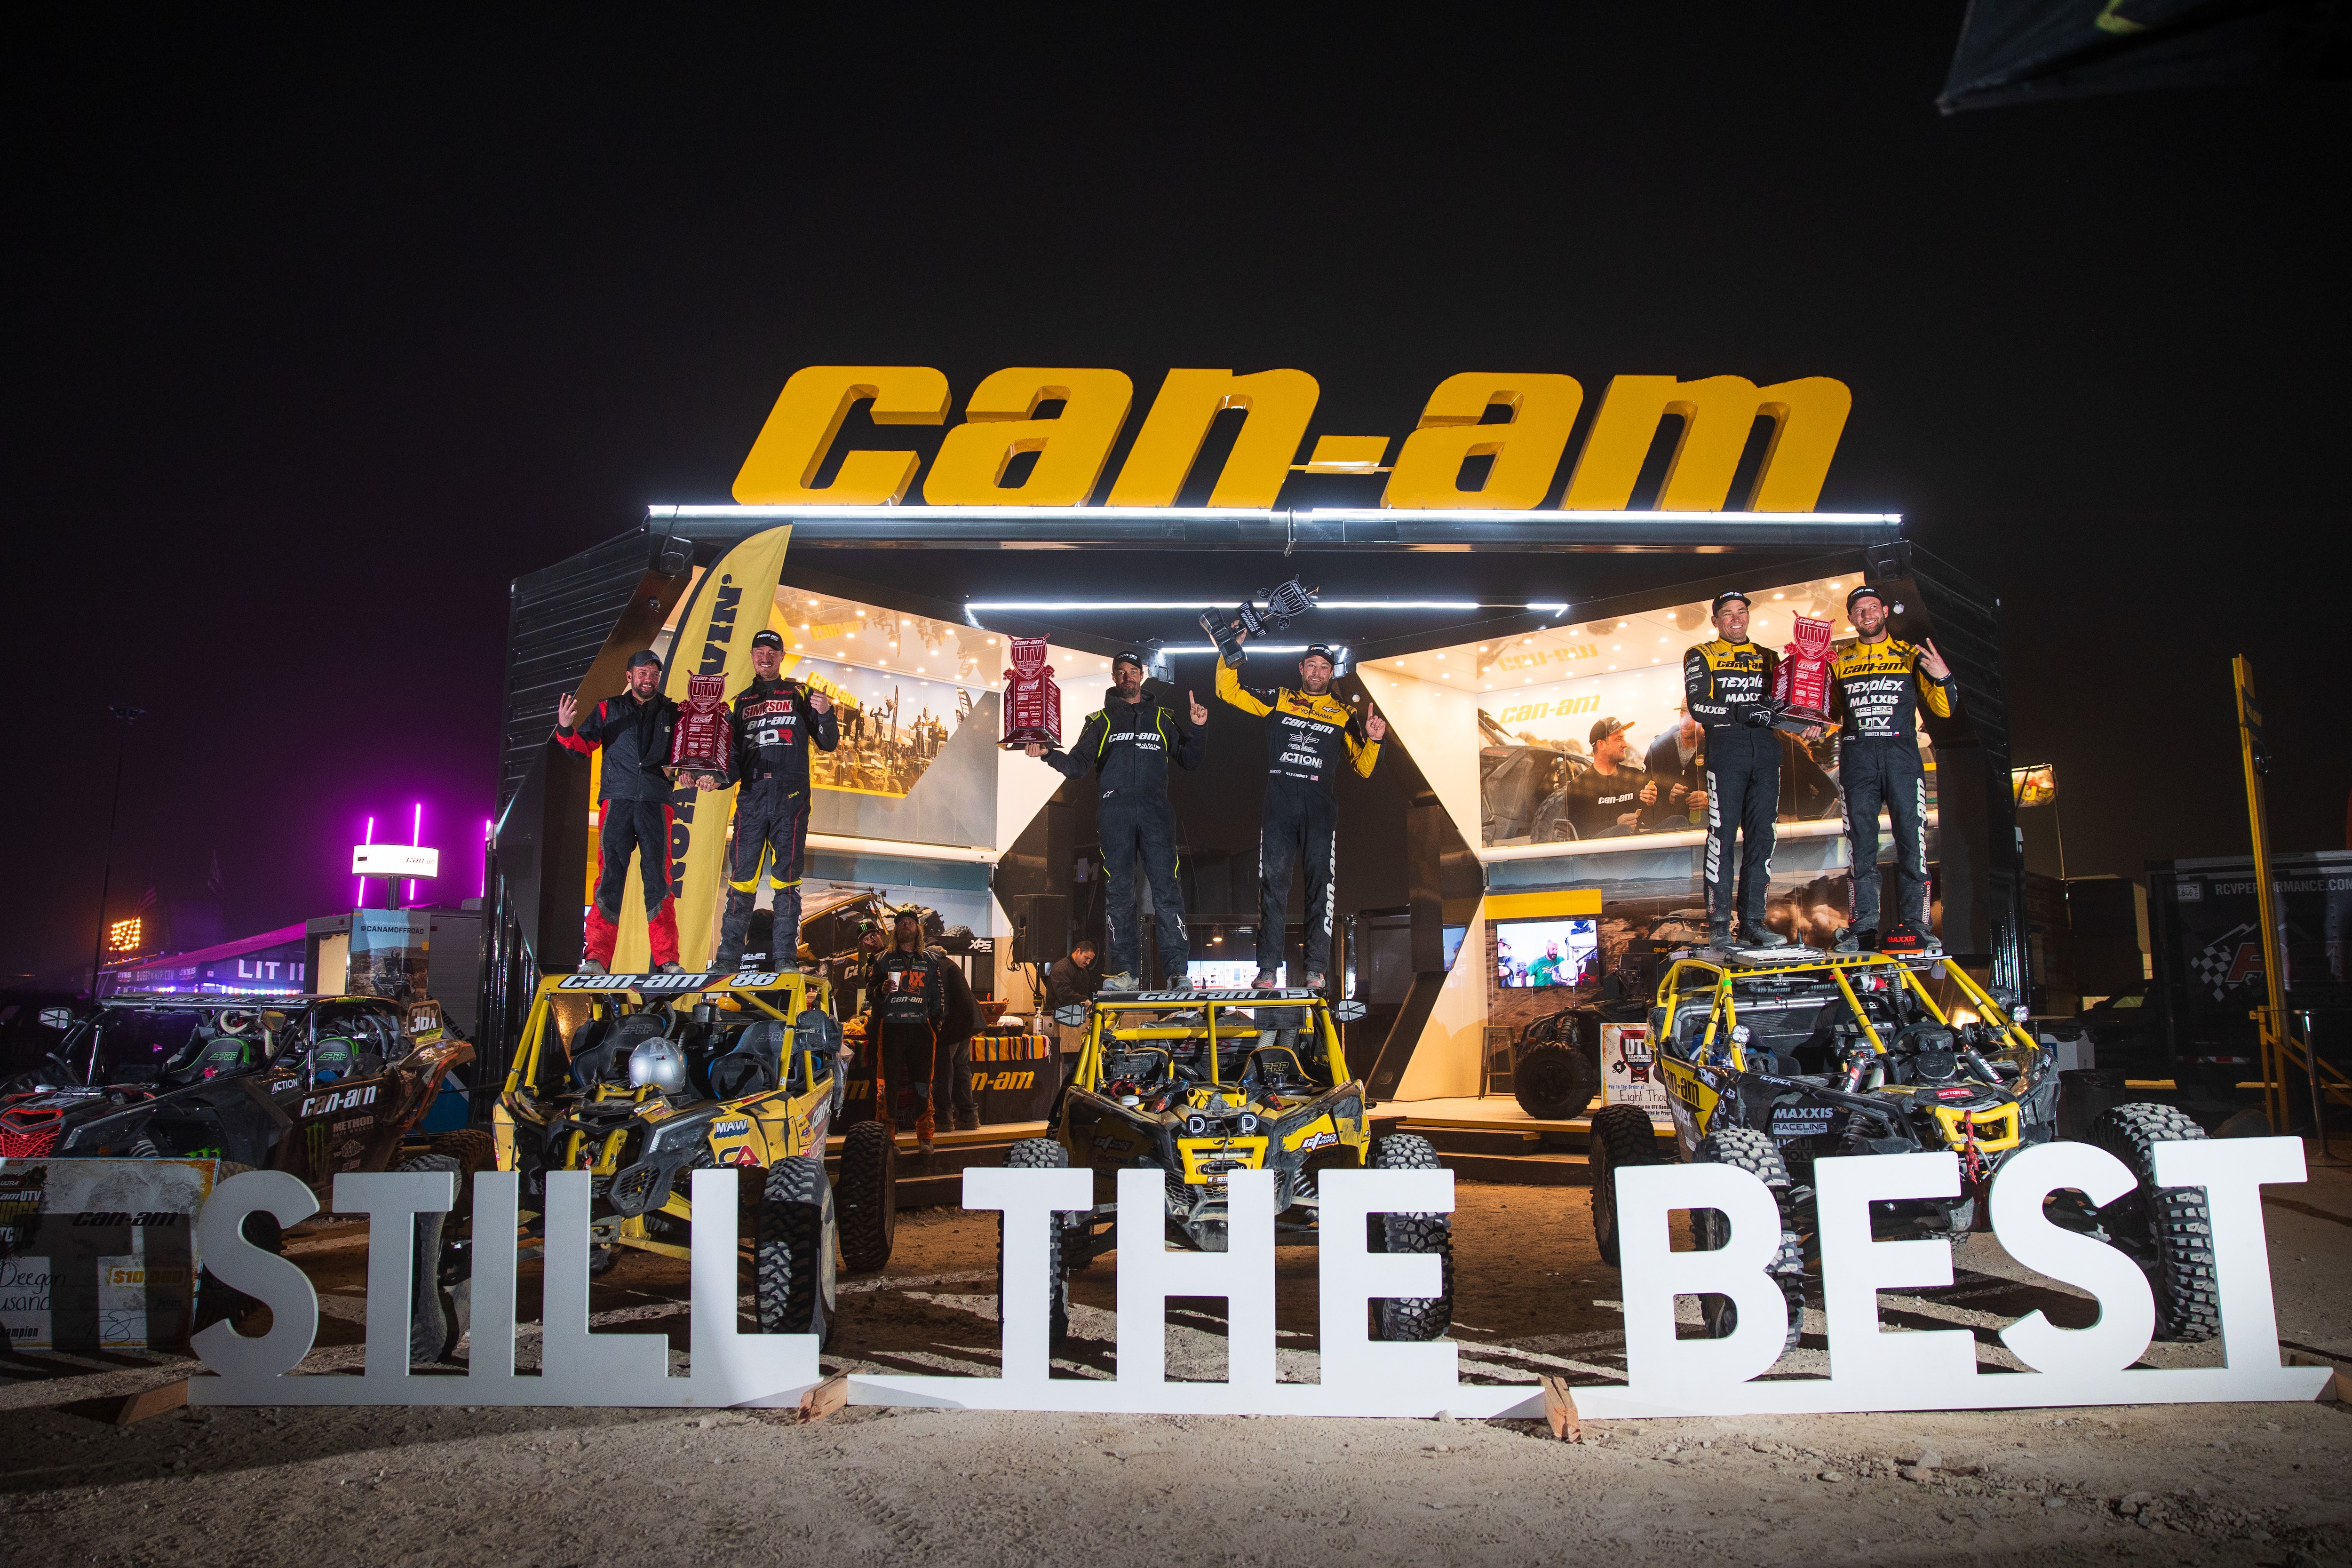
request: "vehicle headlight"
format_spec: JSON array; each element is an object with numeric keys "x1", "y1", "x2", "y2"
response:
[{"x1": 643, "y1": 1111, "x2": 718, "y2": 1158}]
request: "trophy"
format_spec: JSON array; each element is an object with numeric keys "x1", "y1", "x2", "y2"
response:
[
  {"x1": 668, "y1": 671, "x2": 734, "y2": 784},
  {"x1": 1199, "y1": 576, "x2": 1320, "y2": 665},
  {"x1": 999, "y1": 636, "x2": 1062, "y2": 748},
  {"x1": 1770, "y1": 613, "x2": 1838, "y2": 734}
]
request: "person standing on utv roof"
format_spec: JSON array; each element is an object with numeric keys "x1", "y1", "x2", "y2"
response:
[
  {"x1": 1215, "y1": 636, "x2": 1384, "y2": 991},
  {"x1": 1028, "y1": 650, "x2": 1206, "y2": 991},
  {"x1": 1828, "y1": 583, "x2": 1955, "y2": 953},
  {"x1": 1685, "y1": 591, "x2": 1789, "y2": 949},
  {"x1": 556, "y1": 650, "x2": 703, "y2": 974},
  {"x1": 866, "y1": 905, "x2": 948, "y2": 1153},
  {"x1": 714, "y1": 630, "x2": 837, "y2": 972}
]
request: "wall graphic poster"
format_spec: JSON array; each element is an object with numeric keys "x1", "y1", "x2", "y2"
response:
[{"x1": 1599, "y1": 1022, "x2": 1671, "y2": 1128}]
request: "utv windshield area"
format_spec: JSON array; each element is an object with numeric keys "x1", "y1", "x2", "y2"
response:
[
  {"x1": 1083, "y1": 994, "x2": 1347, "y2": 1099},
  {"x1": 69, "y1": 1003, "x2": 296, "y2": 1086}
]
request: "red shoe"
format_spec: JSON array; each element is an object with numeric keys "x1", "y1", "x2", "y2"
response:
[{"x1": 583, "y1": 907, "x2": 620, "y2": 971}]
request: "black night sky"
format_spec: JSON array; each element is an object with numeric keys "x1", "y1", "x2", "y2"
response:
[{"x1": 8, "y1": 10, "x2": 2347, "y2": 987}]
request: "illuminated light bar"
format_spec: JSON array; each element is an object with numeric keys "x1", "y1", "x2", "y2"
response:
[
  {"x1": 354, "y1": 844, "x2": 440, "y2": 878},
  {"x1": 963, "y1": 600, "x2": 1486, "y2": 612}
]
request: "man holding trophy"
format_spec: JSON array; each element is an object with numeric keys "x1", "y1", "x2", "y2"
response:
[
  {"x1": 556, "y1": 651, "x2": 700, "y2": 974},
  {"x1": 712, "y1": 629, "x2": 837, "y2": 972},
  {"x1": 1025, "y1": 649, "x2": 1207, "y2": 991},
  {"x1": 1828, "y1": 583, "x2": 1955, "y2": 954},
  {"x1": 1208, "y1": 584, "x2": 1384, "y2": 993}
]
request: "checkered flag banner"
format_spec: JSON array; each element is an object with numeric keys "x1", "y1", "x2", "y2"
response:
[{"x1": 2190, "y1": 922, "x2": 2257, "y2": 1000}]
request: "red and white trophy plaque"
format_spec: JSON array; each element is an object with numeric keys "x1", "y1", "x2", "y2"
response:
[
  {"x1": 1000, "y1": 636, "x2": 1062, "y2": 749},
  {"x1": 668, "y1": 671, "x2": 734, "y2": 784},
  {"x1": 1769, "y1": 613, "x2": 1838, "y2": 735}
]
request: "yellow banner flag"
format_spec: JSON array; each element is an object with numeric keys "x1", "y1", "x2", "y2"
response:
[{"x1": 613, "y1": 525, "x2": 794, "y2": 973}]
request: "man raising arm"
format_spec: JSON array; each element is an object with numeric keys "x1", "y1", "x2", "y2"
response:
[
  {"x1": 715, "y1": 629, "x2": 837, "y2": 972},
  {"x1": 1215, "y1": 636, "x2": 1384, "y2": 993},
  {"x1": 1828, "y1": 584, "x2": 1955, "y2": 954}
]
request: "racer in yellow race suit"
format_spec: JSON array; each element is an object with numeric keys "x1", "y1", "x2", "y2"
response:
[{"x1": 1829, "y1": 583, "x2": 1955, "y2": 952}]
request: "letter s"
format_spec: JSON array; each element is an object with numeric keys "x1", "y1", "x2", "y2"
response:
[
  {"x1": 1986, "y1": 1140, "x2": 2154, "y2": 1374},
  {"x1": 191, "y1": 1170, "x2": 320, "y2": 1383}
]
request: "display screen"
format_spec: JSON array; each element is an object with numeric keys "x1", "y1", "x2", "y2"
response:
[
  {"x1": 1187, "y1": 960, "x2": 1273, "y2": 989},
  {"x1": 1493, "y1": 918, "x2": 1597, "y2": 989}
]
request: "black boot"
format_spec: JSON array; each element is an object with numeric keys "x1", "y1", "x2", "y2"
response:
[
  {"x1": 1832, "y1": 925, "x2": 1861, "y2": 955},
  {"x1": 1740, "y1": 923, "x2": 1790, "y2": 948},
  {"x1": 713, "y1": 886, "x2": 757, "y2": 971}
]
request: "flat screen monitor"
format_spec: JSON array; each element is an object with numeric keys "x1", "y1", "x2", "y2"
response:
[
  {"x1": 1186, "y1": 960, "x2": 1273, "y2": 990},
  {"x1": 1494, "y1": 917, "x2": 1597, "y2": 989}
]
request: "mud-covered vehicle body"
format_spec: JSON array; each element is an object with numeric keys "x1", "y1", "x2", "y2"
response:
[
  {"x1": 1591, "y1": 945, "x2": 2227, "y2": 1345},
  {"x1": 0, "y1": 993, "x2": 472, "y2": 1194},
  {"x1": 1005, "y1": 986, "x2": 1452, "y2": 1343},
  {"x1": 0, "y1": 992, "x2": 482, "y2": 1354},
  {"x1": 495, "y1": 968, "x2": 897, "y2": 1337}
]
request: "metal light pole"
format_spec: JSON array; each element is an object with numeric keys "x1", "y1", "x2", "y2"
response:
[{"x1": 87, "y1": 705, "x2": 147, "y2": 995}]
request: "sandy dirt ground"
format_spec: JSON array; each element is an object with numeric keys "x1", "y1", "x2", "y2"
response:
[{"x1": 6, "y1": 1160, "x2": 2350, "y2": 1568}]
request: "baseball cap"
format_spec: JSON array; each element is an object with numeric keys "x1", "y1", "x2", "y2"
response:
[
  {"x1": 1301, "y1": 643, "x2": 1338, "y2": 666},
  {"x1": 1845, "y1": 584, "x2": 1888, "y2": 613},
  {"x1": 1589, "y1": 716, "x2": 1635, "y2": 747},
  {"x1": 750, "y1": 629, "x2": 785, "y2": 651},
  {"x1": 1710, "y1": 590, "x2": 1752, "y2": 615},
  {"x1": 1112, "y1": 648, "x2": 1146, "y2": 670},
  {"x1": 625, "y1": 650, "x2": 661, "y2": 669}
]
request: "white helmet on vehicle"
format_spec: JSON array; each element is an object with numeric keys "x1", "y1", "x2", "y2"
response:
[{"x1": 628, "y1": 1036, "x2": 687, "y2": 1093}]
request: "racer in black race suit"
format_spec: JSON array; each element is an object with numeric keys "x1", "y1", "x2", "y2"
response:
[
  {"x1": 1215, "y1": 638, "x2": 1384, "y2": 988},
  {"x1": 555, "y1": 651, "x2": 694, "y2": 972},
  {"x1": 715, "y1": 630, "x2": 838, "y2": 971},
  {"x1": 1828, "y1": 584, "x2": 1955, "y2": 949},
  {"x1": 1029, "y1": 651, "x2": 1206, "y2": 987},
  {"x1": 865, "y1": 906, "x2": 949, "y2": 1149},
  {"x1": 1685, "y1": 591, "x2": 1788, "y2": 945}
]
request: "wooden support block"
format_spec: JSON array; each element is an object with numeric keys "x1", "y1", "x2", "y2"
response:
[
  {"x1": 2286, "y1": 1351, "x2": 2347, "y2": 1401},
  {"x1": 798, "y1": 1372, "x2": 849, "y2": 1422},
  {"x1": 1540, "y1": 1374, "x2": 1582, "y2": 1441},
  {"x1": 116, "y1": 1380, "x2": 189, "y2": 1426}
]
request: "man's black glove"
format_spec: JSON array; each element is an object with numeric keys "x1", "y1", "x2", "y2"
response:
[{"x1": 1740, "y1": 700, "x2": 1783, "y2": 730}]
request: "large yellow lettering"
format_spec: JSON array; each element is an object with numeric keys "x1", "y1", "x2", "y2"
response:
[
  {"x1": 1559, "y1": 374, "x2": 1851, "y2": 512},
  {"x1": 731, "y1": 366, "x2": 952, "y2": 505},
  {"x1": 1381, "y1": 374, "x2": 1583, "y2": 509},
  {"x1": 922, "y1": 368, "x2": 1134, "y2": 507},
  {"x1": 1106, "y1": 368, "x2": 1319, "y2": 508}
]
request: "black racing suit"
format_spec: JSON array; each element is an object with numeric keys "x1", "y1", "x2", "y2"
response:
[
  {"x1": 1038, "y1": 685, "x2": 1204, "y2": 983},
  {"x1": 1685, "y1": 637, "x2": 1782, "y2": 932},
  {"x1": 715, "y1": 676, "x2": 839, "y2": 969},
  {"x1": 866, "y1": 944, "x2": 948, "y2": 1134},
  {"x1": 1828, "y1": 637, "x2": 1955, "y2": 934},
  {"x1": 1214, "y1": 656, "x2": 1381, "y2": 982},
  {"x1": 555, "y1": 689, "x2": 684, "y2": 967}
]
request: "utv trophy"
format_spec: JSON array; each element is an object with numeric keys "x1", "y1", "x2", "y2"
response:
[
  {"x1": 1000, "y1": 636, "x2": 1062, "y2": 748},
  {"x1": 1770, "y1": 613, "x2": 1838, "y2": 734},
  {"x1": 668, "y1": 670, "x2": 734, "y2": 784},
  {"x1": 1200, "y1": 576, "x2": 1320, "y2": 665}
]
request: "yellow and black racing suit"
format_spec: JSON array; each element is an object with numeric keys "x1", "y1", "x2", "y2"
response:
[
  {"x1": 1684, "y1": 637, "x2": 1781, "y2": 932},
  {"x1": 1829, "y1": 637, "x2": 1955, "y2": 934},
  {"x1": 1215, "y1": 656, "x2": 1380, "y2": 982}
]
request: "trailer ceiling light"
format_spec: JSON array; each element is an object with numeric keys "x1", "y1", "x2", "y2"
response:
[{"x1": 962, "y1": 599, "x2": 1485, "y2": 612}]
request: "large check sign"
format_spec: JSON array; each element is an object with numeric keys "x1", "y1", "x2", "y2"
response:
[{"x1": 187, "y1": 1141, "x2": 2329, "y2": 1418}]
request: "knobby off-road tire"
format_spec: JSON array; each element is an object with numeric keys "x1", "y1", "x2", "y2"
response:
[
  {"x1": 1513, "y1": 1039, "x2": 1601, "y2": 1121},
  {"x1": 396, "y1": 1153, "x2": 466, "y2": 1363},
  {"x1": 757, "y1": 1155, "x2": 837, "y2": 1343},
  {"x1": 429, "y1": 1128, "x2": 496, "y2": 1223},
  {"x1": 2092, "y1": 1101, "x2": 2222, "y2": 1342},
  {"x1": 837, "y1": 1119, "x2": 898, "y2": 1273},
  {"x1": 1589, "y1": 1103, "x2": 1665, "y2": 1267},
  {"x1": 1367, "y1": 1134, "x2": 1454, "y2": 1342},
  {"x1": 1686, "y1": 1127, "x2": 1804, "y2": 1354},
  {"x1": 997, "y1": 1138, "x2": 1079, "y2": 1347}
]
